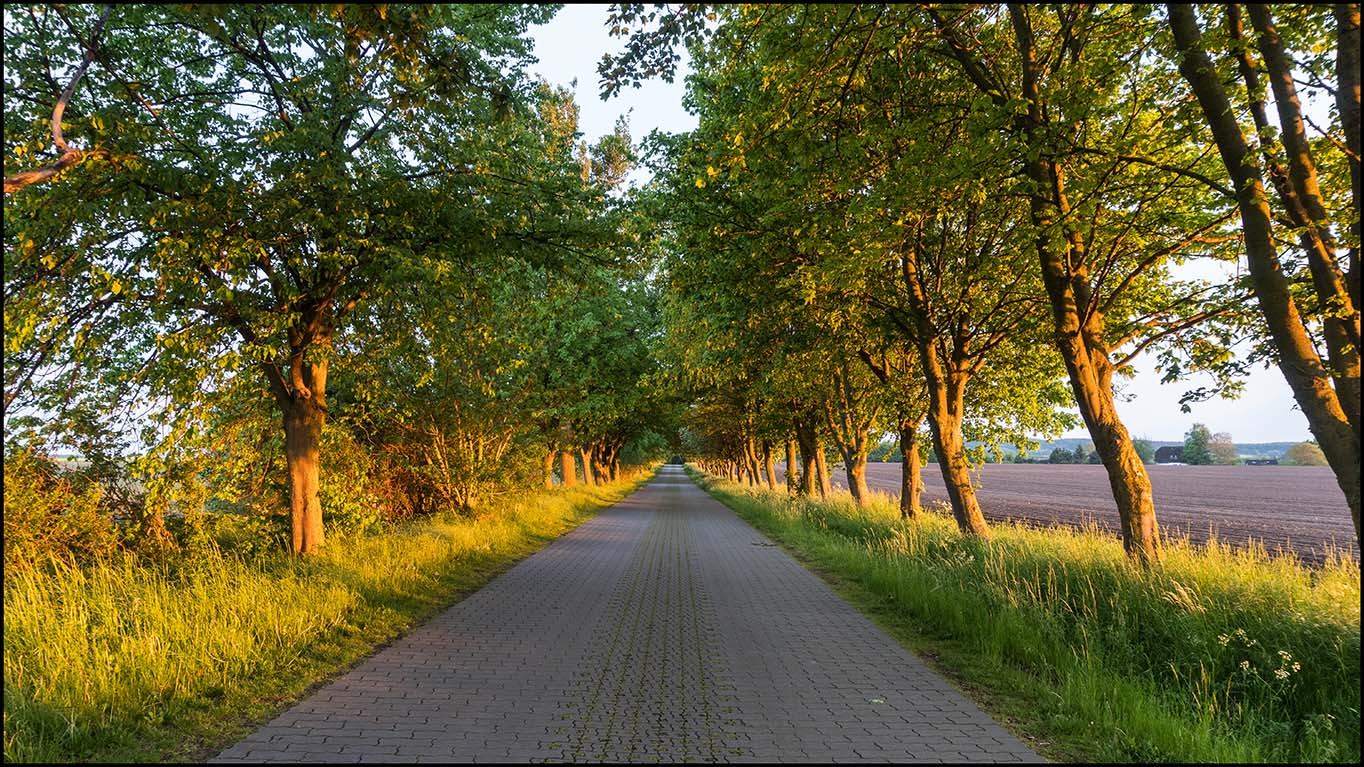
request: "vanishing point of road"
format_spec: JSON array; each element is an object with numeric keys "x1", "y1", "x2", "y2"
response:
[{"x1": 215, "y1": 466, "x2": 1038, "y2": 763}]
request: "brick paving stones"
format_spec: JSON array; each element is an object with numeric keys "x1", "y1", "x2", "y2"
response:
[{"x1": 214, "y1": 466, "x2": 1040, "y2": 763}]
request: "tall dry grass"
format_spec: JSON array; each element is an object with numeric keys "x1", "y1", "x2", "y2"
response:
[
  {"x1": 695, "y1": 469, "x2": 1360, "y2": 763},
  {"x1": 4, "y1": 472, "x2": 649, "y2": 762}
]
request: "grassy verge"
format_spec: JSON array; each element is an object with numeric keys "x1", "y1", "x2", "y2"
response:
[
  {"x1": 3, "y1": 470, "x2": 653, "y2": 763},
  {"x1": 687, "y1": 467, "x2": 1360, "y2": 763}
]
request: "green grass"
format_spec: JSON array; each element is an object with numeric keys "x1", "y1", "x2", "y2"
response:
[
  {"x1": 688, "y1": 467, "x2": 1361, "y2": 764},
  {"x1": 3, "y1": 471, "x2": 652, "y2": 763}
]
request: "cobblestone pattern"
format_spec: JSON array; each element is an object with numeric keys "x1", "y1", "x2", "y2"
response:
[{"x1": 214, "y1": 466, "x2": 1039, "y2": 763}]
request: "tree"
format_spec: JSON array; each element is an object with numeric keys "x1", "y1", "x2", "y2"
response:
[
  {"x1": 1049, "y1": 447, "x2": 1074, "y2": 464},
  {"x1": 1184, "y1": 423, "x2": 1215, "y2": 465},
  {"x1": 4, "y1": 5, "x2": 593, "y2": 553},
  {"x1": 1284, "y1": 441, "x2": 1329, "y2": 466},
  {"x1": 1209, "y1": 432, "x2": 1239, "y2": 465},
  {"x1": 929, "y1": 5, "x2": 1249, "y2": 563},
  {"x1": 1166, "y1": 4, "x2": 1359, "y2": 541},
  {"x1": 1133, "y1": 439, "x2": 1156, "y2": 465}
]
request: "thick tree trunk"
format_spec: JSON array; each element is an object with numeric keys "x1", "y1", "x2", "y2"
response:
[
  {"x1": 897, "y1": 233, "x2": 989, "y2": 536},
  {"x1": 899, "y1": 418, "x2": 924, "y2": 519},
  {"x1": 560, "y1": 451, "x2": 577, "y2": 487},
  {"x1": 1170, "y1": 4, "x2": 1361, "y2": 542},
  {"x1": 543, "y1": 449, "x2": 557, "y2": 489},
  {"x1": 814, "y1": 442, "x2": 831, "y2": 498},
  {"x1": 1337, "y1": 3, "x2": 1361, "y2": 312},
  {"x1": 785, "y1": 439, "x2": 799, "y2": 494},
  {"x1": 924, "y1": 378, "x2": 990, "y2": 538},
  {"x1": 830, "y1": 422, "x2": 873, "y2": 505},
  {"x1": 744, "y1": 437, "x2": 762, "y2": 487},
  {"x1": 794, "y1": 419, "x2": 819, "y2": 496},
  {"x1": 763, "y1": 440, "x2": 777, "y2": 489},
  {"x1": 1009, "y1": 6, "x2": 1160, "y2": 561},
  {"x1": 284, "y1": 393, "x2": 326, "y2": 555},
  {"x1": 1247, "y1": 6, "x2": 1362, "y2": 433},
  {"x1": 580, "y1": 448, "x2": 596, "y2": 487},
  {"x1": 846, "y1": 458, "x2": 870, "y2": 506}
]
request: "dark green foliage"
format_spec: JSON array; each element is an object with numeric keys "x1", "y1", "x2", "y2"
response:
[{"x1": 1184, "y1": 424, "x2": 1216, "y2": 465}]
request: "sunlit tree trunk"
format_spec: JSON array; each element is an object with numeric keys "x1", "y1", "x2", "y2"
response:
[
  {"x1": 1169, "y1": 4, "x2": 1360, "y2": 542},
  {"x1": 543, "y1": 449, "x2": 556, "y2": 489},
  {"x1": 281, "y1": 356, "x2": 327, "y2": 555},
  {"x1": 785, "y1": 439, "x2": 799, "y2": 494},
  {"x1": 762, "y1": 440, "x2": 777, "y2": 489},
  {"x1": 579, "y1": 448, "x2": 595, "y2": 487},
  {"x1": 560, "y1": 451, "x2": 577, "y2": 487},
  {"x1": 898, "y1": 239, "x2": 988, "y2": 537},
  {"x1": 899, "y1": 416, "x2": 924, "y2": 519},
  {"x1": 814, "y1": 441, "x2": 831, "y2": 498},
  {"x1": 795, "y1": 420, "x2": 819, "y2": 496},
  {"x1": 924, "y1": 374, "x2": 989, "y2": 538},
  {"x1": 1007, "y1": 7, "x2": 1159, "y2": 560}
]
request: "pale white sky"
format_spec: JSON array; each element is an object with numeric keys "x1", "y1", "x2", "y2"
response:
[{"x1": 528, "y1": 6, "x2": 1313, "y2": 443}]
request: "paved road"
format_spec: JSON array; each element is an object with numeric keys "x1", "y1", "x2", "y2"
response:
[{"x1": 215, "y1": 466, "x2": 1038, "y2": 763}]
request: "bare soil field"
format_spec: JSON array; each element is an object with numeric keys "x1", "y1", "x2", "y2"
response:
[{"x1": 776, "y1": 463, "x2": 1357, "y2": 563}]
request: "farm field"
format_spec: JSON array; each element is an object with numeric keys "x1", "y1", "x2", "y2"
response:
[{"x1": 780, "y1": 463, "x2": 1358, "y2": 563}]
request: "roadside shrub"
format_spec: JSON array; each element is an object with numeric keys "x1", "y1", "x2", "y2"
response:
[
  {"x1": 3, "y1": 448, "x2": 122, "y2": 572},
  {"x1": 1284, "y1": 441, "x2": 1329, "y2": 466}
]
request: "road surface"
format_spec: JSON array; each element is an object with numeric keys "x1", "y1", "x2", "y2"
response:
[{"x1": 215, "y1": 466, "x2": 1037, "y2": 763}]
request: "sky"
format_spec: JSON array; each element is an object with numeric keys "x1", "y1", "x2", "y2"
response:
[{"x1": 527, "y1": 6, "x2": 1314, "y2": 444}]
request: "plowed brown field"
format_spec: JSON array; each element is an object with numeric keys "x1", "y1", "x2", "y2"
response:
[{"x1": 775, "y1": 463, "x2": 1357, "y2": 563}]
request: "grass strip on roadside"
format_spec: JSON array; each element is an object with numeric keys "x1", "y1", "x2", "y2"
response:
[
  {"x1": 3, "y1": 470, "x2": 653, "y2": 764},
  {"x1": 687, "y1": 466, "x2": 1360, "y2": 764}
]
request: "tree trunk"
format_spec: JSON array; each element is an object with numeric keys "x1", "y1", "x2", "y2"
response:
[
  {"x1": 794, "y1": 419, "x2": 819, "y2": 496},
  {"x1": 1336, "y1": 3, "x2": 1361, "y2": 313},
  {"x1": 1247, "y1": 5, "x2": 1361, "y2": 433},
  {"x1": 1169, "y1": 4, "x2": 1361, "y2": 542},
  {"x1": 923, "y1": 376, "x2": 990, "y2": 538},
  {"x1": 560, "y1": 451, "x2": 577, "y2": 487},
  {"x1": 543, "y1": 449, "x2": 556, "y2": 489},
  {"x1": 284, "y1": 393, "x2": 326, "y2": 555},
  {"x1": 831, "y1": 423, "x2": 873, "y2": 505},
  {"x1": 785, "y1": 439, "x2": 799, "y2": 494},
  {"x1": 580, "y1": 448, "x2": 596, "y2": 487},
  {"x1": 896, "y1": 228, "x2": 988, "y2": 536},
  {"x1": 1008, "y1": 6, "x2": 1160, "y2": 561},
  {"x1": 743, "y1": 437, "x2": 761, "y2": 487},
  {"x1": 814, "y1": 442, "x2": 831, "y2": 498},
  {"x1": 846, "y1": 458, "x2": 870, "y2": 506},
  {"x1": 762, "y1": 440, "x2": 777, "y2": 489},
  {"x1": 899, "y1": 417, "x2": 924, "y2": 519}
]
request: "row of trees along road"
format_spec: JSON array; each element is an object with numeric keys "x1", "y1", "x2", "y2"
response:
[
  {"x1": 3, "y1": 5, "x2": 678, "y2": 554},
  {"x1": 605, "y1": 3, "x2": 1359, "y2": 562}
]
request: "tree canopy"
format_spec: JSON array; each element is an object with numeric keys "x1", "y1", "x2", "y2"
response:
[{"x1": 4, "y1": 3, "x2": 1358, "y2": 562}]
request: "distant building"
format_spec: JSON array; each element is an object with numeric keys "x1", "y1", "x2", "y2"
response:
[
  {"x1": 1155, "y1": 446, "x2": 1183, "y2": 464},
  {"x1": 1244, "y1": 458, "x2": 1279, "y2": 466}
]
